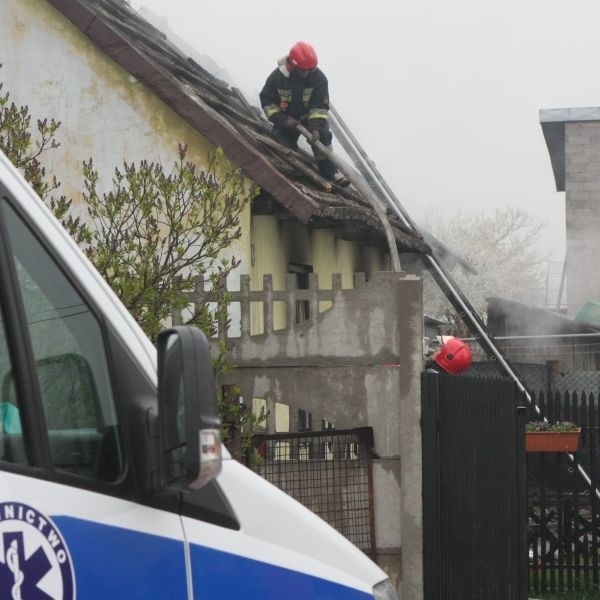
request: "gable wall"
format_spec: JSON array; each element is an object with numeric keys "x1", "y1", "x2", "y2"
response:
[{"x1": 1, "y1": 0, "x2": 251, "y2": 273}]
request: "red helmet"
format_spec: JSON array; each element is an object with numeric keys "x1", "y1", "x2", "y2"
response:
[
  {"x1": 288, "y1": 41, "x2": 318, "y2": 71},
  {"x1": 434, "y1": 336, "x2": 472, "y2": 375}
]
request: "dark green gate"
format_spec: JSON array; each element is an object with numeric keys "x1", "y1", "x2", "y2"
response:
[{"x1": 422, "y1": 372, "x2": 528, "y2": 600}]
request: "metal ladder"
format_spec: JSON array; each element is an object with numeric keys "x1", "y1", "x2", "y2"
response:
[{"x1": 298, "y1": 106, "x2": 598, "y2": 498}]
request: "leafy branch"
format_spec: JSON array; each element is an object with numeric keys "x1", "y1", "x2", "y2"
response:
[
  {"x1": 78, "y1": 144, "x2": 256, "y2": 342},
  {"x1": 0, "y1": 69, "x2": 263, "y2": 461}
]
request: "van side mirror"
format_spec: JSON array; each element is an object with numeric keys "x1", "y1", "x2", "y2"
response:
[{"x1": 157, "y1": 327, "x2": 222, "y2": 490}]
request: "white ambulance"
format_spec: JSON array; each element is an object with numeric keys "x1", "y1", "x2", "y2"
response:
[{"x1": 0, "y1": 149, "x2": 398, "y2": 599}]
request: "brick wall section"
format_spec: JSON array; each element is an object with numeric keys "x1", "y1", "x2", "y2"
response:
[{"x1": 565, "y1": 121, "x2": 600, "y2": 317}]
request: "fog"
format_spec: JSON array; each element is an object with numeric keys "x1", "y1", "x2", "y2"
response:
[{"x1": 130, "y1": 0, "x2": 600, "y2": 270}]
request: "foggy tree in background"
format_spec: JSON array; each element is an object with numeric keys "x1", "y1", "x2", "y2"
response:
[{"x1": 422, "y1": 206, "x2": 547, "y2": 335}]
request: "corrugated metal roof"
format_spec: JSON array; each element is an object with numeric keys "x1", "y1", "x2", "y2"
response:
[{"x1": 45, "y1": 0, "x2": 429, "y2": 254}]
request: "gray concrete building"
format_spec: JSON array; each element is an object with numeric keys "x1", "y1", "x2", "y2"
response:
[{"x1": 541, "y1": 107, "x2": 600, "y2": 318}]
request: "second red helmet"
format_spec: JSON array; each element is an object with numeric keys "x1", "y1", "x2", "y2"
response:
[
  {"x1": 288, "y1": 41, "x2": 318, "y2": 71},
  {"x1": 434, "y1": 336, "x2": 473, "y2": 375}
]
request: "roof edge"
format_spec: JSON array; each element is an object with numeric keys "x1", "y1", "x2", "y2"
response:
[
  {"x1": 540, "y1": 107, "x2": 600, "y2": 123},
  {"x1": 540, "y1": 106, "x2": 600, "y2": 193},
  {"x1": 45, "y1": 0, "x2": 320, "y2": 223}
]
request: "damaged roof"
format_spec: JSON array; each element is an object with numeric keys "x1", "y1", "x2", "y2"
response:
[{"x1": 45, "y1": 0, "x2": 429, "y2": 255}]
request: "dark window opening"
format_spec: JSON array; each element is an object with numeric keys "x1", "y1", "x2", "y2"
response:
[
  {"x1": 298, "y1": 408, "x2": 312, "y2": 432},
  {"x1": 288, "y1": 263, "x2": 312, "y2": 324}
]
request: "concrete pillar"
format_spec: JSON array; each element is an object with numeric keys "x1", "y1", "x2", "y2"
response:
[
  {"x1": 362, "y1": 245, "x2": 386, "y2": 279},
  {"x1": 251, "y1": 215, "x2": 287, "y2": 332},
  {"x1": 311, "y1": 229, "x2": 336, "y2": 311},
  {"x1": 335, "y1": 239, "x2": 361, "y2": 288},
  {"x1": 565, "y1": 121, "x2": 600, "y2": 317}
]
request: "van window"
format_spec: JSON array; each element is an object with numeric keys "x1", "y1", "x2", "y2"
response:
[{"x1": 0, "y1": 202, "x2": 124, "y2": 482}]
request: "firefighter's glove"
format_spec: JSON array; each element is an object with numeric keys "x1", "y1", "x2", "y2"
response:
[
  {"x1": 310, "y1": 129, "x2": 320, "y2": 143},
  {"x1": 283, "y1": 116, "x2": 299, "y2": 130}
]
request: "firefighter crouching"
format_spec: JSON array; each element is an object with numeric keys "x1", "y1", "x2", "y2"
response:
[{"x1": 260, "y1": 41, "x2": 350, "y2": 188}]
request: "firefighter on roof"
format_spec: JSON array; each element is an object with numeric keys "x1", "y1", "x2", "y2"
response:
[{"x1": 260, "y1": 41, "x2": 350, "y2": 188}]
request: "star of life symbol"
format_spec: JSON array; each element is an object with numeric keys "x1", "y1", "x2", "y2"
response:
[{"x1": 0, "y1": 502, "x2": 75, "y2": 599}]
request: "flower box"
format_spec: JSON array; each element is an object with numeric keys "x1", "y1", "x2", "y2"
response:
[{"x1": 525, "y1": 429, "x2": 581, "y2": 453}]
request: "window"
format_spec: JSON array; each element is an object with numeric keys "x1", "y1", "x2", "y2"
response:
[
  {"x1": 298, "y1": 408, "x2": 312, "y2": 432},
  {"x1": 0, "y1": 202, "x2": 124, "y2": 482},
  {"x1": 297, "y1": 409, "x2": 313, "y2": 459},
  {"x1": 321, "y1": 418, "x2": 335, "y2": 431},
  {"x1": 274, "y1": 402, "x2": 289, "y2": 433},
  {"x1": 252, "y1": 398, "x2": 268, "y2": 432}
]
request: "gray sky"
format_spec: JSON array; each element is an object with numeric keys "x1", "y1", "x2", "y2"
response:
[{"x1": 131, "y1": 0, "x2": 600, "y2": 266}]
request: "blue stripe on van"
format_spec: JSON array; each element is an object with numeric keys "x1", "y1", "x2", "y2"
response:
[
  {"x1": 53, "y1": 516, "x2": 373, "y2": 599},
  {"x1": 53, "y1": 517, "x2": 188, "y2": 599},
  {"x1": 189, "y1": 543, "x2": 373, "y2": 600}
]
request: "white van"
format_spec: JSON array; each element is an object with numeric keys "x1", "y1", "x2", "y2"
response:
[{"x1": 0, "y1": 149, "x2": 398, "y2": 599}]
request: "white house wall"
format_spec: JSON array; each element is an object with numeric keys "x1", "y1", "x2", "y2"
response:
[{"x1": 1, "y1": 0, "x2": 251, "y2": 275}]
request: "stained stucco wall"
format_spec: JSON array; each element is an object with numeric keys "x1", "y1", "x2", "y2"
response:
[
  {"x1": 219, "y1": 271, "x2": 424, "y2": 597},
  {"x1": 250, "y1": 215, "x2": 387, "y2": 329},
  {"x1": 1, "y1": 0, "x2": 251, "y2": 273}
]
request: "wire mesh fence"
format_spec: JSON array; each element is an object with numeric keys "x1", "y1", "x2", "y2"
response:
[
  {"x1": 460, "y1": 360, "x2": 548, "y2": 391},
  {"x1": 251, "y1": 428, "x2": 376, "y2": 558},
  {"x1": 465, "y1": 358, "x2": 600, "y2": 398},
  {"x1": 464, "y1": 334, "x2": 600, "y2": 374}
]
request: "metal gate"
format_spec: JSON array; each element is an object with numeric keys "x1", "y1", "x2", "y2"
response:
[
  {"x1": 527, "y1": 388, "x2": 600, "y2": 594},
  {"x1": 251, "y1": 427, "x2": 376, "y2": 558},
  {"x1": 422, "y1": 372, "x2": 528, "y2": 600}
]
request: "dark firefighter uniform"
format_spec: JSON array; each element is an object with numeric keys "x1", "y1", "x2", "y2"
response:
[{"x1": 259, "y1": 63, "x2": 338, "y2": 181}]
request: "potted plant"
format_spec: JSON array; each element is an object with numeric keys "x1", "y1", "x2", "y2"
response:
[{"x1": 525, "y1": 421, "x2": 581, "y2": 453}]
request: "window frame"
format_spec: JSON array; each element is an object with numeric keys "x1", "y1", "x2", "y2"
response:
[
  {"x1": 0, "y1": 188, "x2": 127, "y2": 489},
  {"x1": 288, "y1": 262, "x2": 313, "y2": 323},
  {"x1": 0, "y1": 187, "x2": 52, "y2": 470}
]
